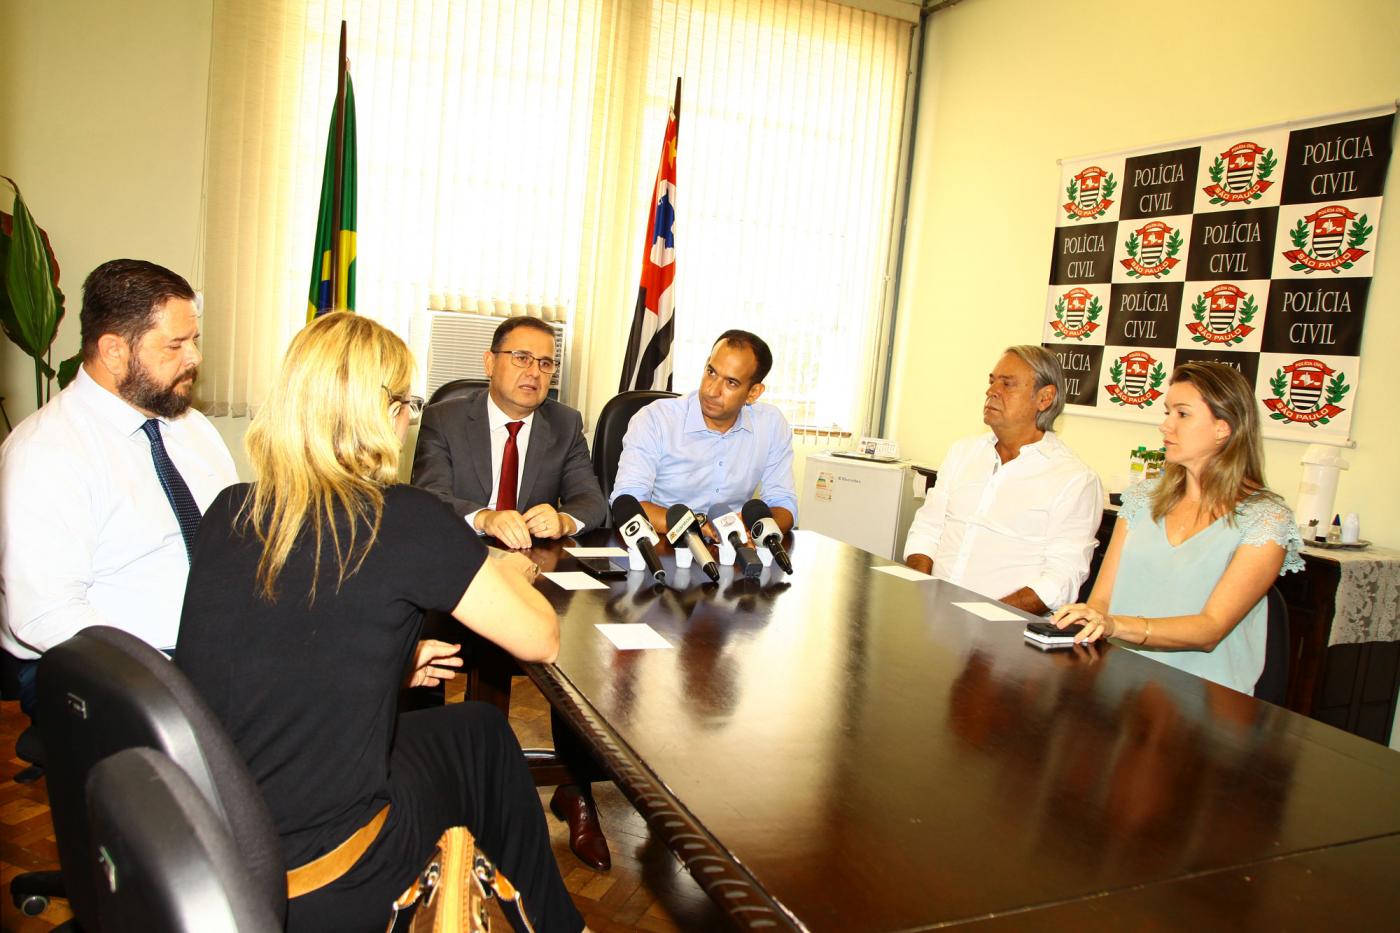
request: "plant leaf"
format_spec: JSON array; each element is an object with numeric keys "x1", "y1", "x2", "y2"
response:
[
  {"x1": 2, "y1": 181, "x2": 60, "y2": 358},
  {"x1": 57, "y1": 351, "x2": 82, "y2": 388}
]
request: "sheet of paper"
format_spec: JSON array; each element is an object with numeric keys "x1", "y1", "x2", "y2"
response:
[
  {"x1": 953, "y1": 601, "x2": 1024, "y2": 622},
  {"x1": 595, "y1": 623, "x2": 673, "y2": 650},
  {"x1": 541, "y1": 571, "x2": 610, "y2": 591},
  {"x1": 873, "y1": 564, "x2": 934, "y2": 581},
  {"x1": 563, "y1": 546, "x2": 629, "y2": 558}
]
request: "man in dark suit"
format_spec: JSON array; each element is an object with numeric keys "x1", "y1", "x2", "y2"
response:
[
  {"x1": 412, "y1": 317, "x2": 606, "y2": 543},
  {"x1": 412, "y1": 315, "x2": 613, "y2": 871}
]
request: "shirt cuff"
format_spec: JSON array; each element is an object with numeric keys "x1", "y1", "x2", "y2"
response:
[
  {"x1": 465, "y1": 508, "x2": 486, "y2": 535},
  {"x1": 560, "y1": 513, "x2": 584, "y2": 535},
  {"x1": 903, "y1": 534, "x2": 935, "y2": 563}
]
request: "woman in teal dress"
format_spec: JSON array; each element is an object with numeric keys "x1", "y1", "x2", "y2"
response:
[{"x1": 1052, "y1": 362, "x2": 1303, "y2": 695}]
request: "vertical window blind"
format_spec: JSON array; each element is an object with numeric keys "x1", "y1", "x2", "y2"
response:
[
  {"x1": 199, "y1": 0, "x2": 913, "y2": 438},
  {"x1": 644, "y1": 1, "x2": 912, "y2": 438}
]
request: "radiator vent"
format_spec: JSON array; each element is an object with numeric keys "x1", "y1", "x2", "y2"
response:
[{"x1": 409, "y1": 310, "x2": 566, "y2": 403}]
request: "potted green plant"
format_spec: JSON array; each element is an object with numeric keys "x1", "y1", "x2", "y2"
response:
[{"x1": 1, "y1": 177, "x2": 80, "y2": 426}]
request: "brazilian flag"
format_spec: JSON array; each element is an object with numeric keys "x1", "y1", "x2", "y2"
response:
[{"x1": 307, "y1": 72, "x2": 357, "y2": 320}]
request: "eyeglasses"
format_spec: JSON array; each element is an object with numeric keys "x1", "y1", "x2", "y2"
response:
[
  {"x1": 384, "y1": 388, "x2": 426, "y2": 423},
  {"x1": 493, "y1": 349, "x2": 559, "y2": 375}
]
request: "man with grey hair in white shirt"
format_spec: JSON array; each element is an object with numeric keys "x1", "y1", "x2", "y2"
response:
[
  {"x1": 904, "y1": 345, "x2": 1103, "y2": 614},
  {"x1": 1, "y1": 259, "x2": 236, "y2": 715}
]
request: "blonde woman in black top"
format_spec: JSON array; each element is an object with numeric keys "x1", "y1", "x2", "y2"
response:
[{"x1": 178, "y1": 312, "x2": 584, "y2": 932}]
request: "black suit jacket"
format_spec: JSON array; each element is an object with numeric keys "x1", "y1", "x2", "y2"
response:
[{"x1": 411, "y1": 388, "x2": 607, "y2": 530}]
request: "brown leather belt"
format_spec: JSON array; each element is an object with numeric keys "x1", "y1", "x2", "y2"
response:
[{"x1": 286, "y1": 805, "x2": 390, "y2": 899}]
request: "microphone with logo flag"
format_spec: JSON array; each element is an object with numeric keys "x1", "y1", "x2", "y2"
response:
[
  {"x1": 712, "y1": 511, "x2": 762, "y2": 579},
  {"x1": 665, "y1": 503, "x2": 721, "y2": 582},
  {"x1": 742, "y1": 499, "x2": 793, "y2": 574},
  {"x1": 611, "y1": 494, "x2": 666, "y2": 583}
]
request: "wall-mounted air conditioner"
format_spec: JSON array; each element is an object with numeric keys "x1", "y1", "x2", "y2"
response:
[{"x1": 408, "y1": 310, "x2": 567, "y2": 404}]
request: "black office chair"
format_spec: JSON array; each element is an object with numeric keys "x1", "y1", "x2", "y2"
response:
[
  {"x1": 1075, "y1": 507, "x2": 1109, "y2": 604},
  {"x1": 14, "y1": 627, "x2": 286, "y2": 927},
  {"x1": 1, "y1": 650, "x2": 45, "y2": 783},
  {"x1": 1254, "y1": 585, "x2": 1291, "y2": 706},
  {"x1": 427, "y1": 377, "x2": 489, "y2": 406},
  {"x1": 591, "y1": 389, "x2": 678, "y2": 503},
  {"x1": 86, "y1": 747, "x2": 282, "y2": 932}
]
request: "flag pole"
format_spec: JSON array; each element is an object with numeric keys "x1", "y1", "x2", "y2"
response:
[
  {"x1": 329, "y1": 21, "x2": 348, "y2": 309},
  {"x1": 673, "y1": 76, "x2": 681, "y2": 129}
]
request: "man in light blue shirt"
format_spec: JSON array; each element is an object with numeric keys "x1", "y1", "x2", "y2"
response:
[{"x1": 612, "y1": 330, "x2": 798, "y2": 536}]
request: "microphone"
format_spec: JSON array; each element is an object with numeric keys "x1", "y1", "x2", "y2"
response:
[
  {"x1": 742, "y1": 499, "x2": 793, "y2": 574},
  {"x1": 665, "y1": 504, "x2": 721, "y2": 583},
  {"x1": 712, "y1": 511, "x2": 762, "y2": 579},
  {"x1": 611, "y1": 495, "x2": 666, "y2": 583},
  {"x1": 727, "y1": 530, "x2": 763, "y2": 578}
]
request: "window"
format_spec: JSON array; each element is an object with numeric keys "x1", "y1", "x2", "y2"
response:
[
  {"x1": 645, "y1": 2, "x2": 913, "y2": 436},
  {"x1": 200, "y1": 0, "x2": 914, "y2": 438}
]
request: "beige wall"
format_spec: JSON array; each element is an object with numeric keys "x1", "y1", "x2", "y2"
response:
[
  {"x1": 0, "y1": 0, "x2": 213, "y2": 425},
  {"x1": 889, "y1": 0, "x2": 1400, "y2": 548}
]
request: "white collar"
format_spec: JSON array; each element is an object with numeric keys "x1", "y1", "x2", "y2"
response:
[
  {"x1": 73, "y1": 364, "x2": 173, "y2": 438},
  {"x1": 485, "y1": 392, "x2": 536, "y2": 431},
  {"x1": 980, "y1": 429, "x2": 1061, "y2": 463}
]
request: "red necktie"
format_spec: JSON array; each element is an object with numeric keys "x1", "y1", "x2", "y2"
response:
[{"x1": 495, "y1": 421, "x2": 524, "y2": 513}]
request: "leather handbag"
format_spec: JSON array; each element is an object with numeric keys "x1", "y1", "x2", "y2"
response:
[{"x1": 388, "y1": 826, "x2": 534, "y2": 933}]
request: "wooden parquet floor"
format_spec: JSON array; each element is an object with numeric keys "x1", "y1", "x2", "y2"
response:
[{"x1": 0, "y1": 678, "x2": 732, "y2": 932}]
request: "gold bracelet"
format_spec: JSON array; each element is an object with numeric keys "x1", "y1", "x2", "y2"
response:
[{"x1": 1140, "y1": 617, "x2": 1151, "y2": 646}]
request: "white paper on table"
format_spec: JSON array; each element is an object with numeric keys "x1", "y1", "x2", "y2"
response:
[
  {"x1": 595, "y1": 623, "x2": 673, "y2": 650},
  {"x1": 541, "y1": 572, "x2": 610, "y2": 591},
  {"x1": 873, "y1": 564, "x2": 934, "y2": 581},
  {"x1": 563, "y1": 546, "x2": 629, "y2": 558},
  {"x1": 953, "y1": 601, "x2": 1024, "y2": 622}
]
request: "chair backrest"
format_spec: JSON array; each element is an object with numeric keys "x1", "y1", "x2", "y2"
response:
[
  {"x1": 86, "y1": 747, "x2": 281, "y2": 933},
  {"x1": 1254, "y1": 585, "x2": 1291, "y2": 705},
  {"x1": 1075, "y1": 507, "x2": 1108, "y2": 604},
  {"x1": 591, "y1": 390, "x2": 678, "y2": 505},
  {"x1": 428, "y1": 377, "x2": 489, "y2": 406},
  {"x1": 36, "y1": 627, "x2": 286, "y2": 927}
]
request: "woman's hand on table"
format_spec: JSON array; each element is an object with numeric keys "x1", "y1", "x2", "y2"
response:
[
  {"x1": 496, "y1": 550, "x2": 542, "y2": 584},
  {"x1": 1050, "y1": 602, "x2": 1116, "y2": 644}
]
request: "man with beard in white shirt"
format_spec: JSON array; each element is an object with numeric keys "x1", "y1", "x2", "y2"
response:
[
  {"x1": 1, "y1": 259, "x2": 236, "y2": 716},
  {"x1": 903, "y1": 345, "x2": 1103, "y2": 614}
]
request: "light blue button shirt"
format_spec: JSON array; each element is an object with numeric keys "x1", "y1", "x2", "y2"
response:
[{"x1": 610, "y1": 392, "x2": 798, "y2": 522}]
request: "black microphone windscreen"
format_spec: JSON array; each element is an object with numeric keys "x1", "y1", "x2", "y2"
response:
[
  {"x1": 612, "y1": 494, "x2": 643, "y2": 524},
  {"x1": 742, "y1": 499, "x2": 772, "y2": 528},
  {"x1": 665, "y1": 503, "x2": 690, "y2": 527}
]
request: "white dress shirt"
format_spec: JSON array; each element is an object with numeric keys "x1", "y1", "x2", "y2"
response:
[
  {"x1": 903, "y1": 431, "x2": 1104, "y2": 610},
  {"x1": 0, "y1": 366, "x2": 237, "y2": 658},
  {"x1": 465, "y1": 394, "x2": 582, "y2": 533}
]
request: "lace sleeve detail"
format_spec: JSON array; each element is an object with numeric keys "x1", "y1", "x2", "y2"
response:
[
  {"x1": 1118, "y1": 481, "x2": 1155, "y2": 527},
  {"x1": 1237, "y1": 494, "x2": 1306, "y2": 575}
]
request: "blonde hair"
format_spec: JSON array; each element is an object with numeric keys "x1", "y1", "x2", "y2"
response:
[
  {"x1": 242, "y1": 313, "x2": 413, "y2": 601},
  {"x1": 1150, "y1": 361, "x2": 1275, "y2": 525}
]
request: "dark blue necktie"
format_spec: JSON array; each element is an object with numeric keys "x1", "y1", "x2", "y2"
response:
[{"x1": 140, "y1": 419, "x2": 202, "y2": 560}]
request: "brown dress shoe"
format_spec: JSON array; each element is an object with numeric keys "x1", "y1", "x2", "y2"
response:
[{"x1": 550, "y1": 784, "x2": 612, "y2": 871}]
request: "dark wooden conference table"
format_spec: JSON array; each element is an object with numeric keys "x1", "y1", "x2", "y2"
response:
[{"x1": 515, "y1": 529, "x2": 1400, "y2": 930}]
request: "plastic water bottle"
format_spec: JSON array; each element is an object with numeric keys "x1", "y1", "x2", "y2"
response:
[{"x1": 1128, "y1": 446, "x2": 1147, "y2": 484}]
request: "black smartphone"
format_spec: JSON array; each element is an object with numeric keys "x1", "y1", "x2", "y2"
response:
[
  {"x1": 1023, "y1": 620, "x2": 1085, "y2": 649},
  {"x1": 577, "y1": 556, "x2": 628, "y2": 580}
]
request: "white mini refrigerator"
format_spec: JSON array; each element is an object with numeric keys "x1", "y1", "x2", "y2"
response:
[{"x1": 798, "y1": 452, "x2": 923, "y2": 559}]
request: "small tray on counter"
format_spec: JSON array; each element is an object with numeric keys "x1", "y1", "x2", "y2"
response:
[{"x1": 1307, "y1": 539, "x2": 1371, "y2": 550}]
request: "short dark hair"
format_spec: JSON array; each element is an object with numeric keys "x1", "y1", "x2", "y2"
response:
[
  {"x1": 490, "y1": 315, "x2": 557, "y2": 351},
  {"x1": 712, "y1": 329, "x2": 772, "y2": 384},
  {"x1": 80, "y1": 259, "x2": 196, "y2": 360}
]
